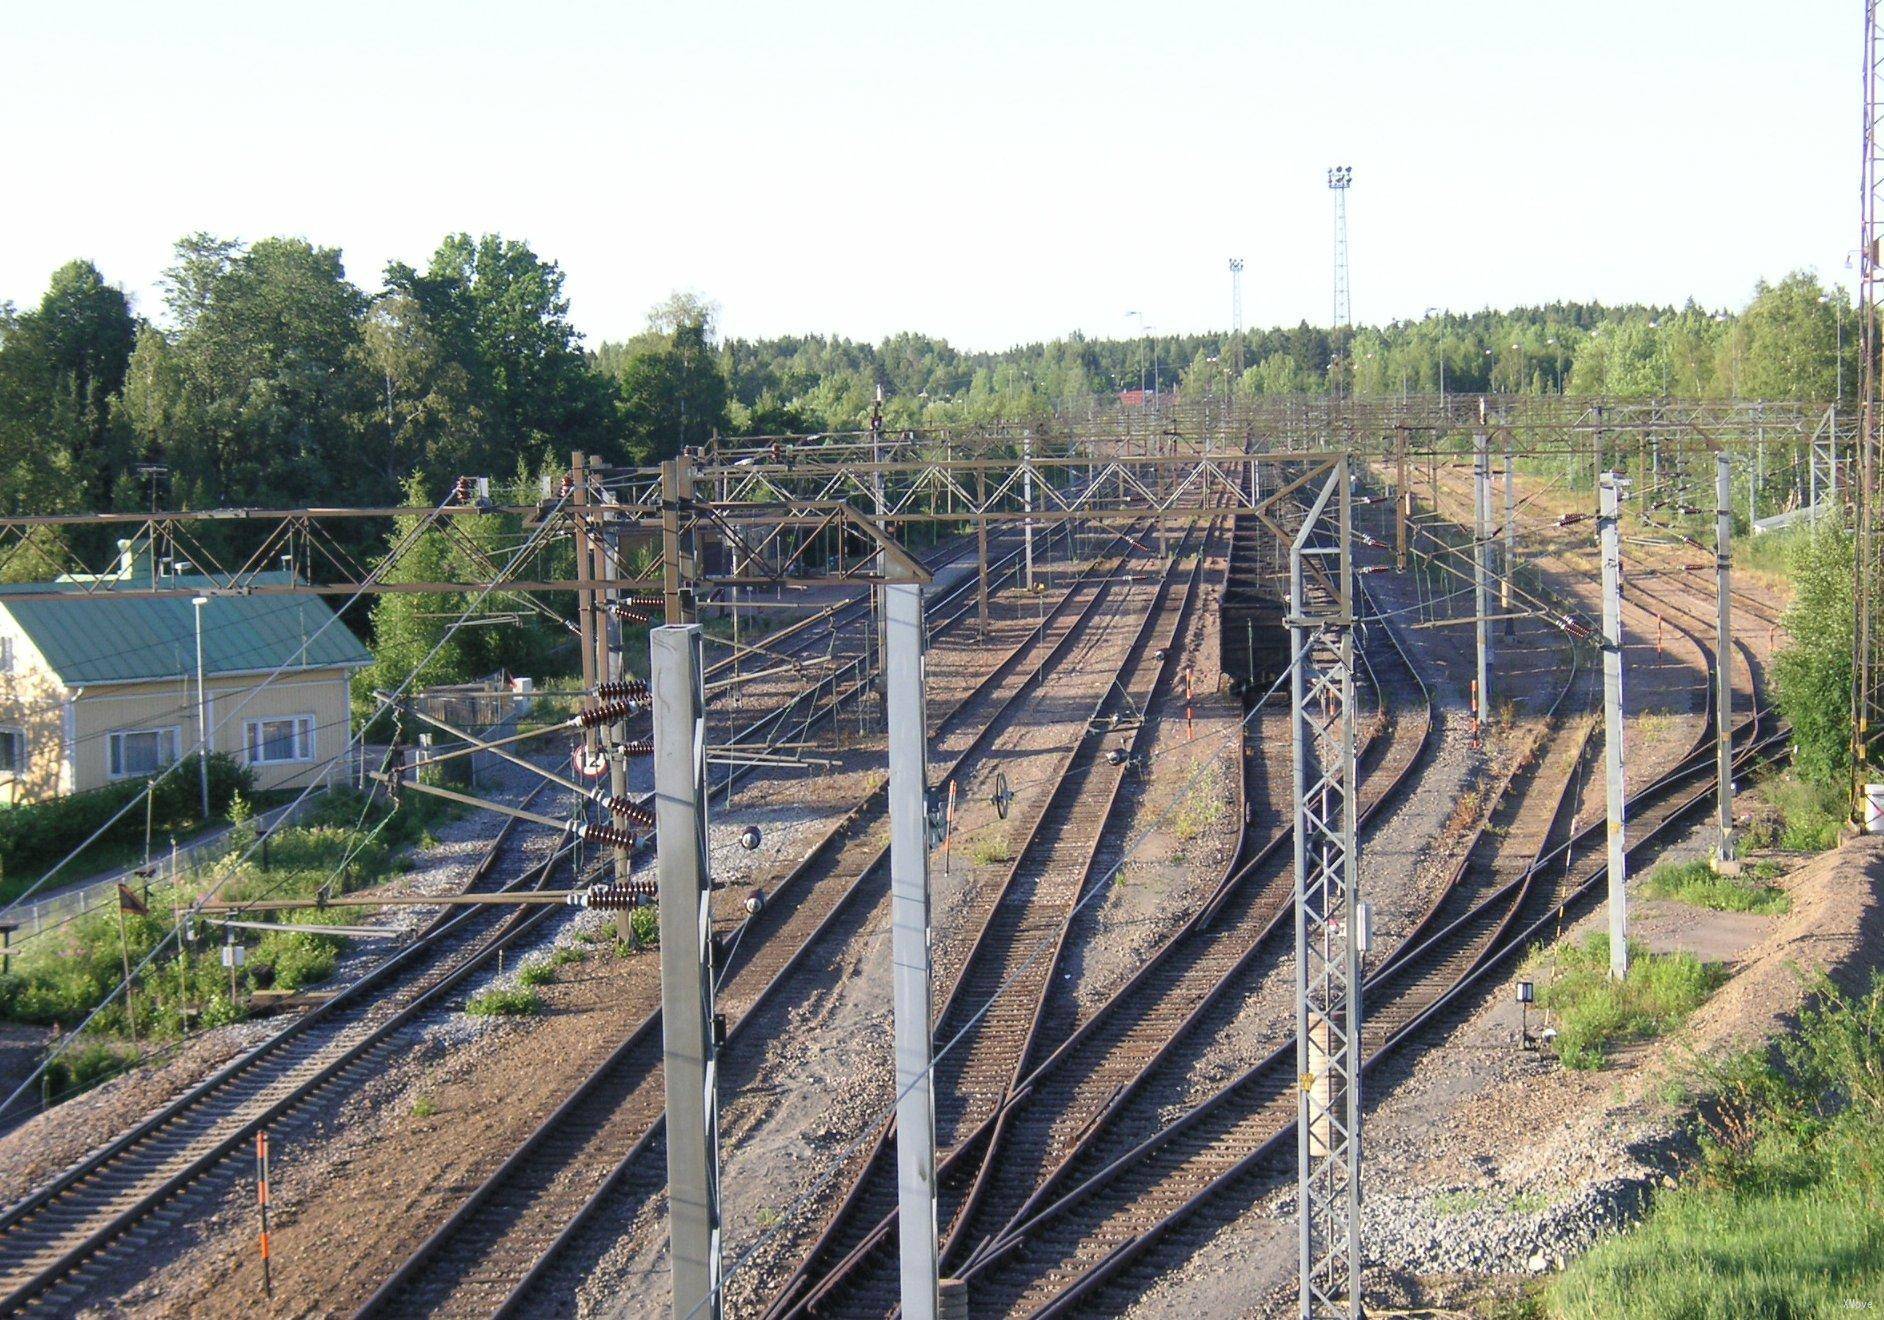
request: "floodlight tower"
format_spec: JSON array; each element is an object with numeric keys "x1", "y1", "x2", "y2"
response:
[
  {"x1": 1229, "y1": 257, "x2": 1246, "y2": 376},
  {"x1": 1327, "y1": 167, "x2": 1353, "y2": 332}
]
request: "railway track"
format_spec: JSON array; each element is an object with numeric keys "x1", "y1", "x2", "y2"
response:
[
  {"x1": 0, "y1": 780, "x2": 575, "y2": 1315},
  {"x1": 956, "y1": 588, "x2": 1781, "y2": 1317},
  {"x1": 754, "y1": 525, "x2": 1216, "y2": 1319},
  {"x1": 763, "y1": 523, "x2": 1438, "y2": 1318},
  {"x1": 350, "y1": 526, "x2": 1167, "y2": 1316},
  {"x1": 0, "y1": 525, "x2": 1056, "y2": 1317}
]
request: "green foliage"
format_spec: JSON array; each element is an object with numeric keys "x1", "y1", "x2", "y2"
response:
[
  {"x1": 0, "y1": 787, "x2": 444, "y2": 1044},
  {"x1": 410, "y1": 1094, "x2": 439, "y2": 1118},
  {"x1": 630, "y1": 905, "x2": 658, "y2": 948},
  {"x1": 1640, "y1": 859, "x2": 1790, "y2": 915},
  {"x1": 1755, "y1": 773, "x2": 1847, "y2": 852},
  {"x1": 0, "y1": 753, "x2": 252, "y2": 895},
  {"x1": 42, "y1": 1039, "x2": 143, "y2": 1103},
  {"x1": 1546, "y1": 976, "x2": 1884, "y2": 1318},
  {"x1": 968, "y1": 830, "x2": 1012, "y2": 866},
  {"x1": 548, "y1": 944, "x2": 586, "y2": 967},
  {"x1": 1531, "y1": 934, "x2": 1726, "y2": 1070},
  {"x1": 466, "y1": 984, "x2": 540, "y2": 1017},
  {"x1": 1772, "y1": 525, "x2": 1854, "y2": 789},
  {"x1": 250, "y1": 928, "x2": 339, "y2": 991},
  {"x1": 515, "y1": 959, "x2": 555, "y2": 987}
]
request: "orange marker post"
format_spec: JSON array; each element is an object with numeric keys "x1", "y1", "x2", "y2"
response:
[{"x1": 256, "y1": 1130, "x2": 273, "y2": 1296}]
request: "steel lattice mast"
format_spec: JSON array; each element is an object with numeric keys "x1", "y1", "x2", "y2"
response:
[
  {"x1": 1858, "y1": 0, "x2": 1884, "y2": 791},
  {"x1": 1290, "y1": 457, "x2": 1361, "y2": 1318}
]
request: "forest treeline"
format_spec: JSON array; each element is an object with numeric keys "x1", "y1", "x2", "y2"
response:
[{"x1": 0, "y1": 231, "x2": 1855, "y2": 541}]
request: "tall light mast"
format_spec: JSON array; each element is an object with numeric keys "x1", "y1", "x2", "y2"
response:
[
  {"x1": 1327, "y1": 166, "x2": 1354, "y2": 397},
  {"x1": 1229, "y1": 257, "x2": 1246, "y2": 377}
]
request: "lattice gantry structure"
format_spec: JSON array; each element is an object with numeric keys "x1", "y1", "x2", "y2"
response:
[{"x1": 1290, "y1": 458, "x2": 1361, "y2": 1319}]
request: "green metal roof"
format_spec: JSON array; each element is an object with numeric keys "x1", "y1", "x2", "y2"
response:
[{"x1": 0, "y1": 573, "x2": 371, "y2": 686}]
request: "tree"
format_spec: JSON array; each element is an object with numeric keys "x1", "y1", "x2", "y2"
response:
[
  {"x1": 155, "y1": 235, "x2": 374, "y2": 511},
  {"x1": 597, "y1": 293, "x2": 730, "y2": 459},
  {"x1": 1772, "y1": 525, "x2": 1854, "y2": 787},
  {"x1": 0, "y1": 260, "x2": 137, "y2": 513},
  {"x1": 417, "y1": 234, "x2": 622, "y2": 467}
]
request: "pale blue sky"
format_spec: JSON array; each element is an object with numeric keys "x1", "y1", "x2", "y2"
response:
[{"x1": 0, "y1": 1, "x2": 1855, "y2": 349}]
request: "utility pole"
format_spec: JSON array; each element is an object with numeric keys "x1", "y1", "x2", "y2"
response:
[
  {"x1": 1599, "y1": 471, "x2": 1630, "y2": 981},
  {"x1": 1023, "y1": 429, "x2": 1036, "y2": 591},
  {"x1": 885, "y1": 578, "x2": 939, "y2": 1320},
  {"x1": 1502, "y1": 430, "x2": 1517, "y2": 638},
  {"x1": 1291, "y1": 457, "x2": 1360, "y2": 1319},
  {"x1": 598, "y1": 482, "x2": 637, "y2": 941},
  {"x1": 1714, "y1": 452, "x2": 1737, "y2": 867},
  {"x1": 975, "y1": 465, "x2": 990, "y2": 642},
  {"x1": 653, "y1": 620, "x2": 720, "y2": 1320},
  {"x1": 1473, "y1": 431, "x2": 1492, "y2": 735},
  {"x1": 1393, "y1": 425, "x2": 1409, "y2": 572}
]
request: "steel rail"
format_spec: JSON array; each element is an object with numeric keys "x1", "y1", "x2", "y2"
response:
[
  {"x1": 349, "y1": 525, "x2": 1152, "y2": 1317},
  {"x1": 0, "y1": 780, "x2": 580, "y2": 1314},
  {"x1": 986, "y1": 587, "x2": 1770, "y2": 1316},
  {"x1": 759, "y1": 524, "x2": 1213, "y2": 1320}
]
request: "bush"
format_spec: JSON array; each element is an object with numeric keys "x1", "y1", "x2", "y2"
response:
[
  {"x1": 1546, "y1": 975, "x2": 1884, "y2": 1317},
  {"x1": 466, "y1": 985, "x2": 541, "y2": 1017},
  {"x1": 1533, "y1": 933, "x2": 1726, "y2": 1070},
  {"x1": 42, "y1": 1039, "x2": 142, "y2": 1102},
  {"x1": 1771, "y1": 526, "x2": 1853, "y2": 791},
  {"x1": 1640, "y1": 859, "x2": 1789, "y2": 915},
  {"x1": 515, "y1": 959, "x2": 555, "y2": 987},
  {"x1": 251, "y1": 929, "x2": 340, "y2": 991},
  {"x1": 0, "y1": 753, "x2": 252, "y2": 888}
]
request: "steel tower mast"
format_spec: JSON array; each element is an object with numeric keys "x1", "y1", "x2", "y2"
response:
[
  {"x1": 1327, "y1": 167, "x2": 1354, "y2": 399},
  {"x1": 1859, "y1": 2, "x2": 1884, "y2": 794},
  {"x1": 1229, "y1": 257, "x2": 1246, "y2": 376}
]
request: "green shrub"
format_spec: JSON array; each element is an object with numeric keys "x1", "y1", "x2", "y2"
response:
[
  {"x1": 1766, "y1": 774, "x2": 1845, "y2": 853},
  {"x1": 42, "y1": 1039, "x2": 141, "y2": 1102},
  {"x1": 410, "y1": 1094, "x2": 439, "y2": 1118},
  {"x1": 1533, "y1": 934, "x2": 1726, "y2": 1070},
  {"x1": 630, "y1": 906, "x2": 658, "y2": 948},
  {"x1": 466, "y1": 985, "x2": 541, "y2": 1017},
  {"x1": 0, "y1": 753, "x2": 251, "y2": 891},
  {"x1": 968, "y1": 830, "x2": 1012, "y2": 866},
  {"x1": 1547, "y1": 975, "x2": 1884, "y2": 1317},
  {"x1": 516, "y1": 959, "x2": 555, "y2": 987},
  {"x1": 549, "y1": 945, "x2": 586, "y2": 967},
  {"x1": 251, "y1": 929, "x2": 340, "y2": 991},
  {"x1": 1640, "y1": 859, "x2": 1789, "y2": 915},
  {"x1": 1771, "y1": 525, "x2": 1853, "y2": 791}
]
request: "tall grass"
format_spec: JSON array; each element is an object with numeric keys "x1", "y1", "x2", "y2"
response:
[
  {"x1": 1530, "y1": 934, "x2": 1725, "y2": 1071},
  {"x1": 1546, "y1": 975, "x2": 1884, "y2": 1317},
  {"x1": 1640, "y1": 859, "x2": 1790, "y2": 916},
  {"x1": 0, "y1": 788, "x2": 454, "y2": 1050}
]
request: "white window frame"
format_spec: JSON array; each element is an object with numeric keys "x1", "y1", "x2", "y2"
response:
[
  {"x1": 109, "y1": 726, "x2": 182, "y2": 780},
  {"x1": 0, "y1": 726, "x2": 22, "y2": 775},
  {"x1": 245, "y1": 714, "x2": 316, "y2": 766}
]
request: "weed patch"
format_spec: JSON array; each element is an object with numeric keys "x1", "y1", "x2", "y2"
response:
[
  {"x1": 1546, "y1": 974, "x2": 1884, "y2": 1317},
  {"x1": 1640, "y1": 859, "x2": 1789, "y2": 915},
  {"x1": 1529, "y1": 933, "x2": 1725, "y2": 1070},
  {"x1": 466, "y1": 985, "x2": 541, "y2": 1017}
]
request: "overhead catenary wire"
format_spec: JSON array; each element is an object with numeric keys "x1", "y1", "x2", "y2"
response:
[{"x1": 0, "y1": 488, "x2": 578, "y2": 1122}]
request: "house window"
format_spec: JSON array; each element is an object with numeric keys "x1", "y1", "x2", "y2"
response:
[
  {"x1": 246, "y1": 715, "x2": 314, "y2": 765},
  {"x1": 0, "y1": 728, "x2": 21, "y2": 774},
  {"x1": 0, "y1": 637, "x2": 12, "y2": 672},
  {"x1": 109, "y1": 728, "x2": 180, "y2": 779}
]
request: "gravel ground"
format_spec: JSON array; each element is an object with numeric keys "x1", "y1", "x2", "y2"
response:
[{"x1": 1127, "y1": 824, "x2": 1883, "y2": 1319}]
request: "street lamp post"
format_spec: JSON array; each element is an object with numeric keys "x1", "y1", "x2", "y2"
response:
[{"x1": 192, "y1": 595, "x2": 210, "y2": 819}]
